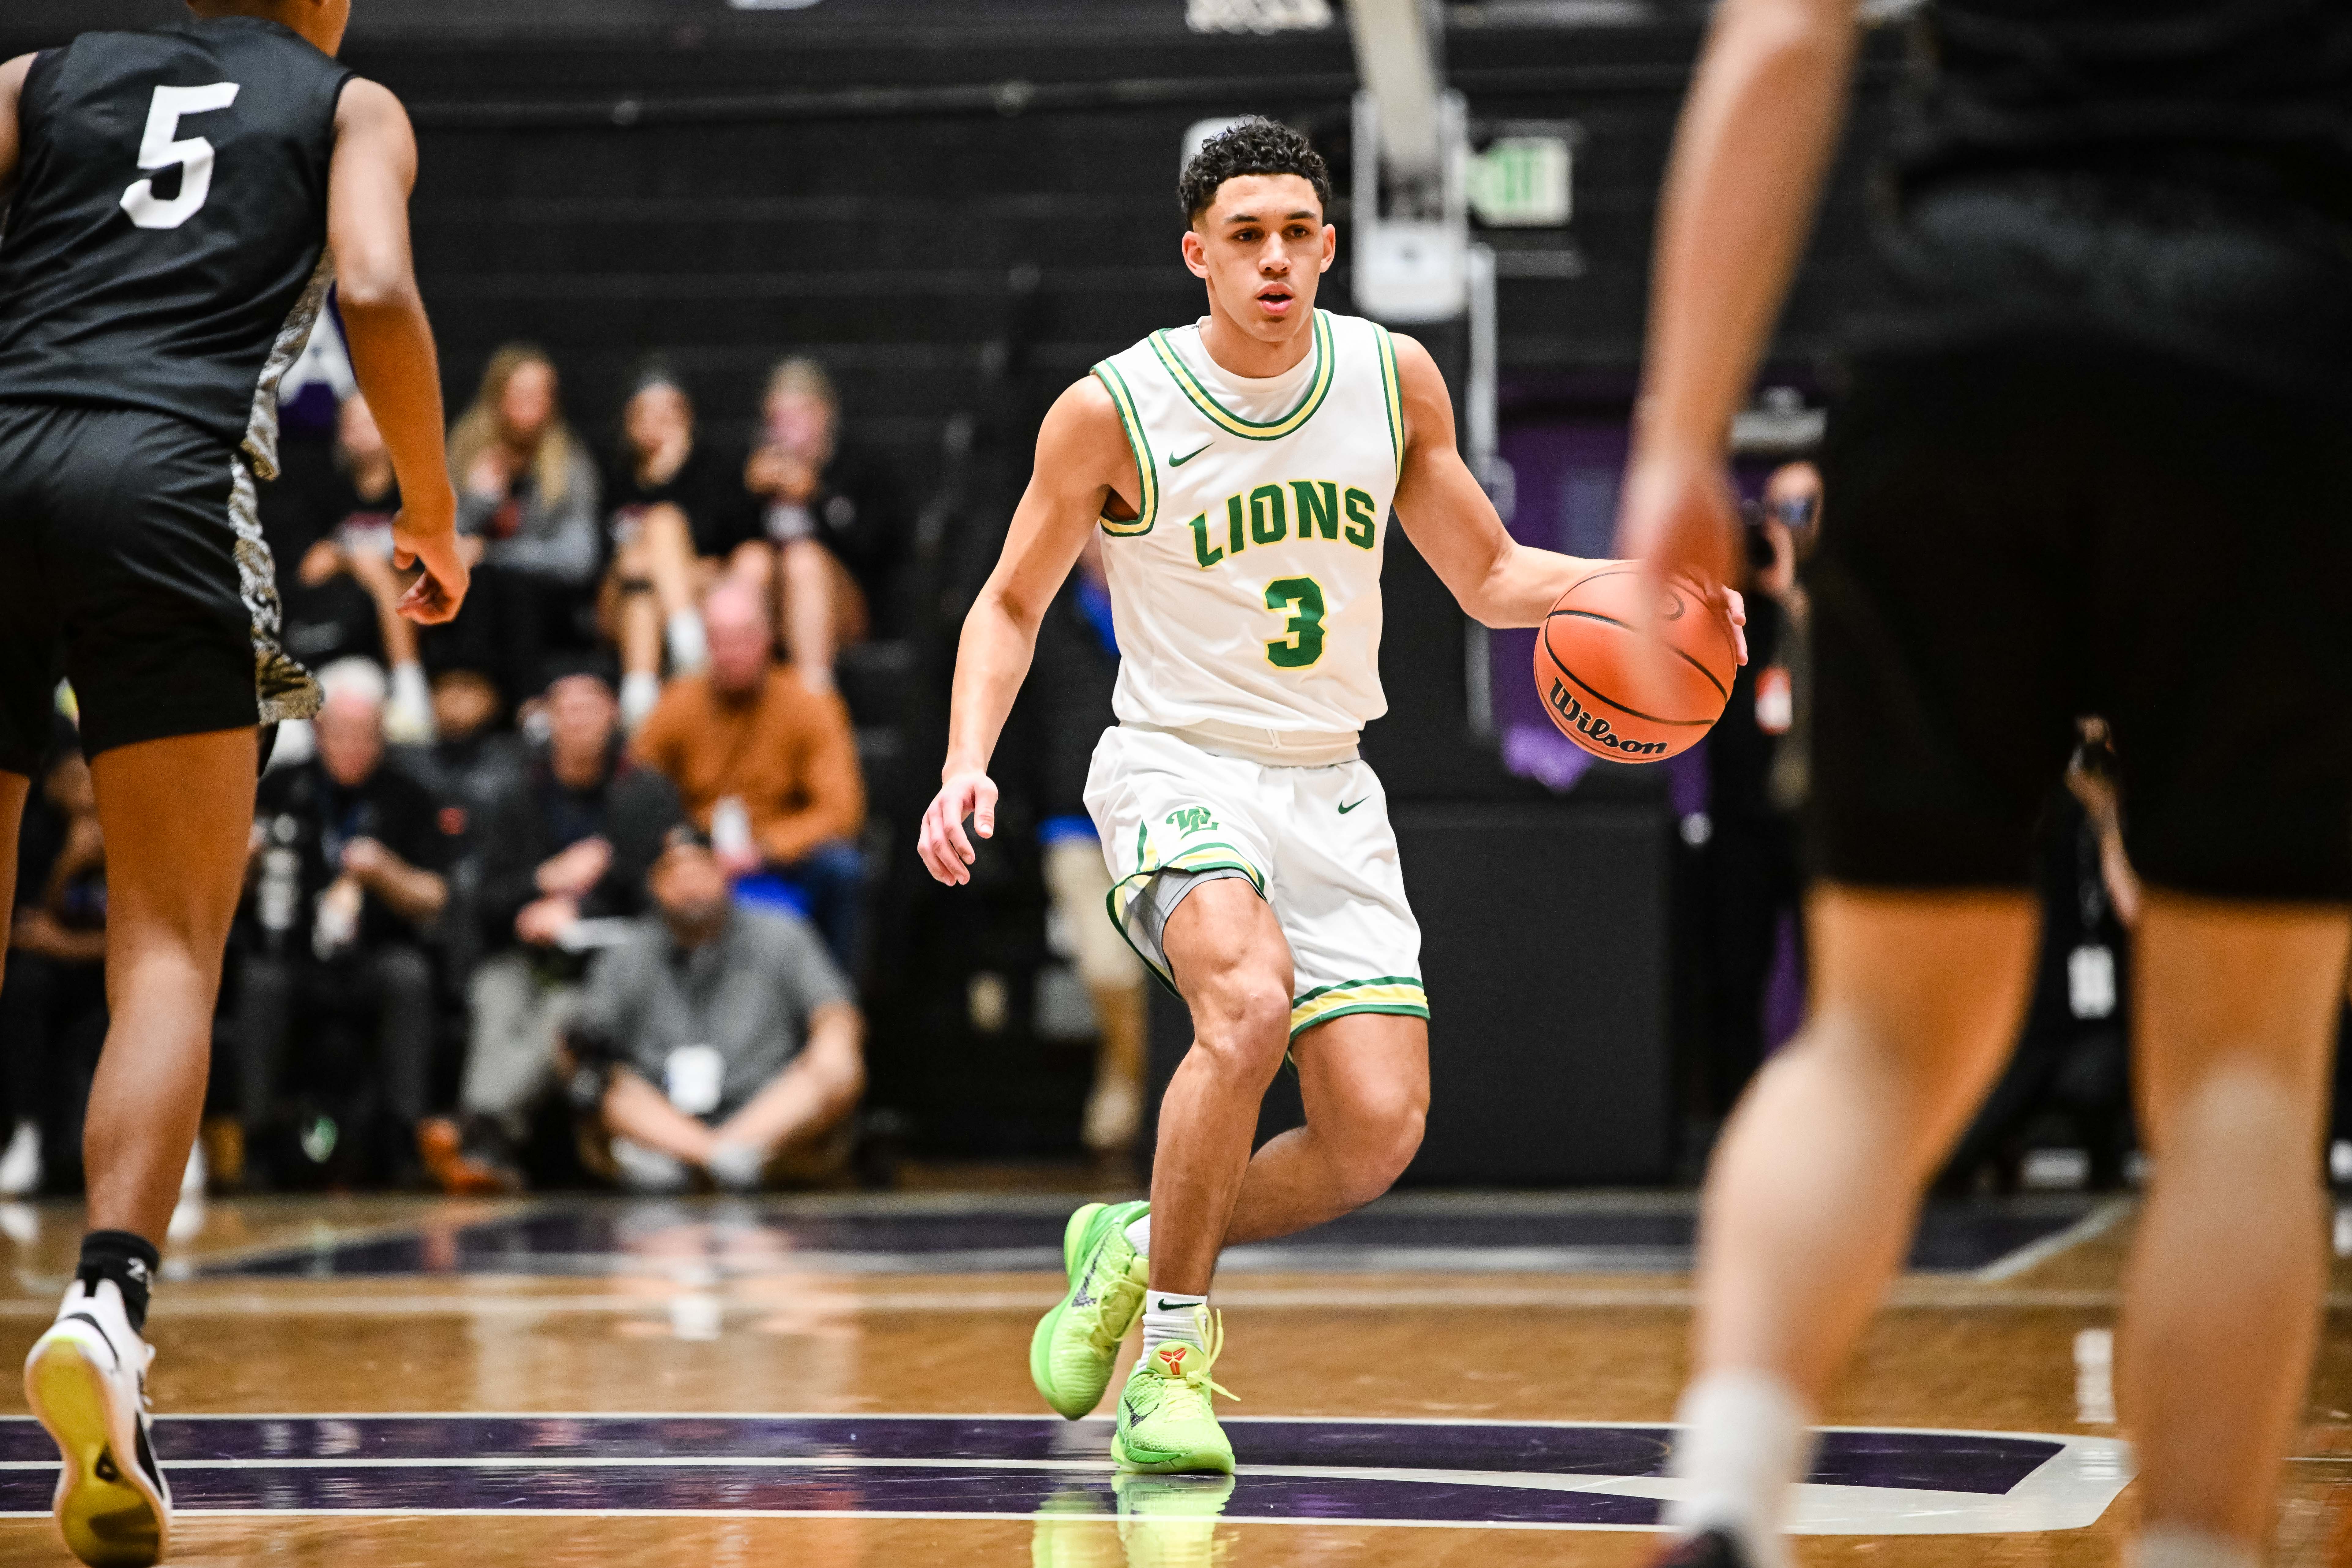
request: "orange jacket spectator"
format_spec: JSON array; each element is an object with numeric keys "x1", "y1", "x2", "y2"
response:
[
  {"x1": 630, "y1": 668, "x2": 863, "y2": 867},
  {"x1": 630, "y1": 576, "x2": 870, "y2": 870}
]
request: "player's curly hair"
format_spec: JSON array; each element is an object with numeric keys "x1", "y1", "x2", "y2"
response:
[{"x1": 1179, "y1": 117, "x2": 1333, "y2": 223}]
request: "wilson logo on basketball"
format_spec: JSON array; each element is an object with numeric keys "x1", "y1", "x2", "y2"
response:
[{"x1": 1548, "y1": 682, "x2": 1670, "y2": 757}]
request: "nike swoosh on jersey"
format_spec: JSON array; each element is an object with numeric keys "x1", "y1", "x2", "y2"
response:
[
  {"x1": 1338, "y1": 799, "x2": 1369, "y2": 814},
  {"x1": 1168, "y1": 441, "x2": 1213, "y2": 467}
]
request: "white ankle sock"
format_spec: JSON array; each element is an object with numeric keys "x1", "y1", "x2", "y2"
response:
[
  {"x1": 2137, "y1": 1527, "x2": 2257, "y2": 1568},
  {"x1": 385, "y1": 660, "x2": 434, "y2": 743},
  {"x1": 1124, "y1": 1214, "x2": 1151, "y2": 1256},
  {"x1": 1664, "y1": 1370, "x2": 1815, "y2": 1568},
  {"x1": 665, "y1": 609, "x2": 707, "y2": 672},
  {"x1": 620, "y1": 670, "x2": 662, "y2": 730},
  {"x1": 1139, "y1": 1291, "x2": 1208, "y2": 1357}
]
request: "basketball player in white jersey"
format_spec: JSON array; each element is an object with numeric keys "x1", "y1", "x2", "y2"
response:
[{"x1": 919, "y1": 119, "x2": 1739, "y2": 1475}]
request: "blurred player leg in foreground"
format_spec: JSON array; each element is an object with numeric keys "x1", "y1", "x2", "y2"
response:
[{"x1": 1618, "y1": 0, "x2": 2352, "y2": 1560}]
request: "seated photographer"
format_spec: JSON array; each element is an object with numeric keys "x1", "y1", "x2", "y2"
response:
[
  {"x1": 630, "y1": 577, "x2": 864, "y2": 966},
  {"x1": 421, "y1": 668, "x2": 679, "y2": 1193},
  {"x1": 570, "y1": 829, "x2": 863, "y2": 1194},
  {"x1": 239, "y1": 659, "x2": 454, "y2": 1187}
]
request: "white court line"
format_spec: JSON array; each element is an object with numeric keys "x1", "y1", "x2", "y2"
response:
[
  {"x1": 1973, "y1": 1198, "x2": 2133, "y2": 1283},
  {"x1": 0, "y1": 1507, "x2": 1697, "y2": 1535},
  {"x1": 6, "y1": 1282, "x2": 2340, "y2": 1316}
]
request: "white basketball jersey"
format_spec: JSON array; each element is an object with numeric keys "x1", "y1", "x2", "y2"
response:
[{"x1": 1090, "y1": 309, "x2": 1404, "y2": 740}]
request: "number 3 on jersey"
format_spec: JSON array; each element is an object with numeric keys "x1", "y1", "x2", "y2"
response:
[
  {"x1": 121, "y1": 83, "x2": 240, "y2": 231},
  {"x1": 1264, "y1": 577, "x2": 1326, "y2": 669}
]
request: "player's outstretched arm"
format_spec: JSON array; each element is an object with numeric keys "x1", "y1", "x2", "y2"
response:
[
  {"x1": 917, "y1": 377, "x2": 1135, "y2": 887},
  {"x1": 328, "y1": 78, "x2": 468, "y2": 625},
  {"x1": 1394, "y1": 336, "x2": 1747, "y2": 658},
  {"x1": 0, "y1": 54, "x2": 35, "y2": 202},
  {"x1": 1390, "y1": 334, "x2": 1595, "y2": 629},
  {"x1": 1617, "y1": 0, "x2": 1858, "y2": 589}
]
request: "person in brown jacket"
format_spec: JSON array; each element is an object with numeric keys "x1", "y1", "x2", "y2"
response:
[{"x1": 630, "y1": 577, "x2": 865, "y2": 966}]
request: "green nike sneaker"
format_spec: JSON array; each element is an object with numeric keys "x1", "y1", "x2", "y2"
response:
[
  {"x1": 1110, "y1": 1309, "x2": 1235, "y2": 1474},
  {"x1": 1112, "y1": 1470, "x2": 1236, "y2": 1568},
  {"x1": 1030, "y1": 1199, "x2": 1150, "y2": 1419}
]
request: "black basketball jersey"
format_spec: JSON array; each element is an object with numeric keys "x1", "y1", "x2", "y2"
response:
[
  {"x1": 0, "y1": 17, "x2": 352, "y2": 480},
  {"x1": 1900, "y1": 1, "x2": 2352, "y2": 226}
]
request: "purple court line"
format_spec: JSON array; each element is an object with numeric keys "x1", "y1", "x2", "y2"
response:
[
  {"x1": 0, "y1": 1416, "x2": 2057, "y2": 1496},
  {"x1": 0, "y1": 1463, "x2": 1665, "y2": 1526}
]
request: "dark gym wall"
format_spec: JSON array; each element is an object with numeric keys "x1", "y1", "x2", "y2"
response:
[
  {"x1": 1, "y1": 0, "x2": 1907, "y2": 491},
  {"x1": 1146, "y1": 799, "x2": 1677, "y2": 1186},
  {"x1": 0, "y1": 0, "x2": 1903, "y2": 1162}
]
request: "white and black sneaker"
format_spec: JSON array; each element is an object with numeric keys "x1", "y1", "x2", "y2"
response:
[
  {"x1": 23, "y1": 1278, "x2": 171, "y2": 1566},
  {"x1": 1651, "y1": 1527, "x2": 1756, "y2": 1568}
]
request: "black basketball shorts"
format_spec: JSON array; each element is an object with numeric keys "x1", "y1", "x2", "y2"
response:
[
  {"x1": 0, "y1": 402, "x2": 322, "y2": 777},
  {"x1": 1807, "y1": 325, "x2": 2352, "y2": 902}
]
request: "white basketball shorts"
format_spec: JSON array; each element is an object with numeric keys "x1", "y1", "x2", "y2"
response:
[{"x1": 1081, "y1": 723, "x2": 1427, "y2": 1038}]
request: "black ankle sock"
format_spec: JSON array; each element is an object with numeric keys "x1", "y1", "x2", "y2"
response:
[{"x1": 76, "y1": 1231, "x2": 160, "y2": 1335}]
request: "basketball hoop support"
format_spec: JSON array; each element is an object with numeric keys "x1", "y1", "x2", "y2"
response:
[{"x1": 1348, "y1": 0, "x2": 1469, "y2": 324}]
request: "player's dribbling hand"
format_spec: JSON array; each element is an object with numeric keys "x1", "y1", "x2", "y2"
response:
[
  {"x1": 1616, "y1": 445, "x2": 1740, "y2": 603},
  {"x1": 918, "y1": 770, "x2": 998, "y2": 887},
  {"x1": 1721, "y1": 586, "x2": 1749, "y2": 667},
  {"x1": 394, "y1": 503, "x2": 472, "y2": 625}
]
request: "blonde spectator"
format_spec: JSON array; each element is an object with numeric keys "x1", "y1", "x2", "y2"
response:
[
  {"x1": 446, "y1": 345, "x2": 602, "y2": 701},
  {"x1": 735, "y1": 357, "x2": 909, "y2": 692},
  {"x1": 597, "y1": 367, "x2": 760, "y2": 730}
]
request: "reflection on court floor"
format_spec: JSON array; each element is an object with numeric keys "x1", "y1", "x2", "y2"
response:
[
  {"x1": 1, "y1": 1188, "x2": 2283, "y2": 1561},
  {"x1": 0, "y1": 1413, "x2": 2131, "y2": 1534}
]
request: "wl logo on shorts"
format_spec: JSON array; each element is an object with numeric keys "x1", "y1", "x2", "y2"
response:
[
  {"x1": 1549, "y1": 682, "x2": 1669, "y2": 757},
  {"x1": 1166, "y1": 808, "x2": 1218, "y2": 834}
]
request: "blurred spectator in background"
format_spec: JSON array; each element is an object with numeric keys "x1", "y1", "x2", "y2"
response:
[
  {"x1": 734, "y1": 358, "x2": 909, "y2": 692},
  {"x1": 275, "y1": 395, "x2": 435, "y2": 741},
  {"x1": 409, "y1": 665, "x2": 526, "y2": 830},
  {"x1": 1030, "y1": 538, "x2": 1145, "y2": 1155},
  {"x1": 445, "y1": 345, "x2": 602, "y2": 705},
  {"x1": 1937, "y1": 725, "x2": 2138, "y2": 1194},
  {"x1": 239, "y1": 660, "x2": 454, "y2": 1187},
  {"x1": 0, "y1": 731, "x2": 108, "y2": 1197},
  {"x1": 572, "y1": 831, "x2": 863, "y2": 1193},
  {"x1": 1692, "y1": 460, "x2": 1822, "y2": 1132},
  {"x1": 421, "y1": 670, "x2": 680, "y2": 1193},
  {"x1": 631, "y1": 579, "x2": 865, "y2": 966},
  {"x1": 599, "y1": 367, "x2": 756, "y2": 730},
  {"x1": 400, "y1": 661, "x2": 528, "y2": 1041},
  {"x1": 1755, "y1": 460, "x2": 1821, "y2": 812}
]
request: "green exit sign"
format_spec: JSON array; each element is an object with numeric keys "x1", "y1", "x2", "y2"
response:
[{"x1": 1469, "y1": 136, "x2": 1573, "y2": 228}]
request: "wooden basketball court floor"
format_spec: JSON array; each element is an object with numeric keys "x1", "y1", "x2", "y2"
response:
[{"x1": 0, "y1": 1188, "x2": 2344, "y2": 1565}]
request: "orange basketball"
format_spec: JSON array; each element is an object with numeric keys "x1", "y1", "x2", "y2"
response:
[{"x1": 1533, "y1": 563, "x2": 1736, "y2": 762}]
